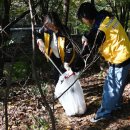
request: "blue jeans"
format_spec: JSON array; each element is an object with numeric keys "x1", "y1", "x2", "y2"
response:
[{"x1": 96, "y1": 63, "x2": 130, "y2": 118}]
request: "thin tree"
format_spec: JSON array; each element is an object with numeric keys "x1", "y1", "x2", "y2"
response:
[
  {"x1": 63, "y1": 0, "x2": 70, "y2": 26},
  {"x1": 0, "y1": 1, "x2": 11, "y2": 129},
  {"x1": 91, "y1": 0, "x2": 95, "y2": 5},
  {"x1": 28, "y1": 0, "x2": 56, "y2": 129},
  {"x1": 0, "y1": 0, "x2": 10, "y2": 80}
]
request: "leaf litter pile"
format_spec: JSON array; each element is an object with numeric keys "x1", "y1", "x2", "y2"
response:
[{"x1": 0, "y1": 69, "x2": 130, "y2": 130}]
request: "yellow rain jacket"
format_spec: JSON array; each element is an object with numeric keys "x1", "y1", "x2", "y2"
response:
[
  {"x1": 43, "y1": 32, "x2": 75, "y2": 64},
  {"x1": 98, "y1": 16, "x2": 130, "y2": 64}
]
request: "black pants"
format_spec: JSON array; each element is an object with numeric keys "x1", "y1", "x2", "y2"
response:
[
  {"x1": 50, "y1": 53, "x2": 85, "y2": 85},
  {"x1": 50, "y1": 54, "x2": 65, "y2": 85},
  {"x1": 71, "y1": 53, "x2": 85, "y2": 72}
]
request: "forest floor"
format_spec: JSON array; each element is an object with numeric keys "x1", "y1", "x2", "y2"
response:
[{"x1": 0, "y1": 69, "x2": 130, "y2": 130}]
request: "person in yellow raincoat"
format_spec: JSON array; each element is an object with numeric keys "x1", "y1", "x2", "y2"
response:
[
  {"x1": 36, "y1": 12, "x2": 84, "y2": 84},
  {"x1": 77, "y1": 2, "x2": 130, "y2": 122}
]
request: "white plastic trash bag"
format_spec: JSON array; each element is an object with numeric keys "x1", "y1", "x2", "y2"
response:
[{"x1": 55, "y1": 71, "x2": 86, "y2": 116}]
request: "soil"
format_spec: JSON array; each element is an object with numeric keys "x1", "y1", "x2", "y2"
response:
[
  {"x1": 0, "y1": 70, "x2": 130, "y2": 130},
  {"x1": 55, "y1": 72, "x2": 130, "y2": 130}
]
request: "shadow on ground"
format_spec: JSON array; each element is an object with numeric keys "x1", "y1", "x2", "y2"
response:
[{"x1": 78, "y1": 73, "x2": 130, "y2": 130}]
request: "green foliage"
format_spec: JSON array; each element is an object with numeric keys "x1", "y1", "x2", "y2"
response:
[
  {"x1": 0, "y1": 87, "x2": 6, "y2": 99},
  {"x1": 69, "y1": 0, "x2": 88, "y2": 34},
  {"x1": 96, "y1": 0, "x2": 110, "y2": 11},
  {"x1": 4, "y1": 61, "x2": 31, "y2": 81},
  {"x1": 8, "y1": 0, "x2": 130, "y2": 33},
  {"x1": 68, "y1": 0, "x2": 111, "y2": 34},
  {"x1": 12, "y1": 61, "x2": 31, "y2": 80},
  {"x1": 31, "y1": 82, "x2": 49, "y2": 96},
  {"x1": 0, "y1": 0, "x2": 3, "y2": 10},
  {"x1": 68, "y1": 0, "x2": 130, "y2": 33},
  {"x1": 27, "y1": 115, "x2": 49, "y2": 130},
  {"x1": 10, "y1": 0, "x2": 29, "y2": 26},
  {"x1": 10, "y1": 0, "x2": 28, "y2": 18}
]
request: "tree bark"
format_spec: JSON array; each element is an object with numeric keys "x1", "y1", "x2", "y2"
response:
[
  {"x1": 63, "y1": 0, "x2": 70, "y2": 26},
  {"x1": 0, "y1": 0, "x2": 10, "y2": 79},
  {"x1": 28, "y1": 0, "x2": 56, "y2": 129},
  {"x1": 91, "y1": 0, "x2": 95, "y2": 5}
]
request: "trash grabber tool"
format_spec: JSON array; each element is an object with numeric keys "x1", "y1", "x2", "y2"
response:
[{"x1": 44, "y1": 52, "x2": 62, "y2": 75}]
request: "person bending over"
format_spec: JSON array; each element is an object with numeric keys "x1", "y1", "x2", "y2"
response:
[
  {"x1": 77, "y1": 2, "x2": 130, "y2": 122},
  {"x1": 36, "y1": 12, "x2": 84, "y2": 84}
]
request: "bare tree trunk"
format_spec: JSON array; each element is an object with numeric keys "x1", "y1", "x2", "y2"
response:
[
  {"x1": 4, "y1": 90, "x2": 8, "y2": 130},
  {"x1": 125, "y1": 8, "x2": 129, "y2": 30},
  {"x1": 91, "y1": 0, "x2": 95, "y2": 5},
  {"x1": 63, "y1": 0, "x2": 70, "y2": 26},
  {"x1": 0, "y1": 0, "x2": 10, "y2": 79},
  {"x1": 0, "y1": 0, "x2": 5, "y2": 79},
  {"x1": 28, "y1": 0, "x2": 56, "y2": 129},
  {"x1": 0, "y1": 1, "x2": 11, "y2": 130},
  {"x1": 0, "y1": 34, "x2": 4, "y2": 79},
  {"x1": 2, "y1": 1, "x2": 40, "y2": 32}
]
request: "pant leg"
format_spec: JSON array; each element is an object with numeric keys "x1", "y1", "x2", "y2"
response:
[
  {"x1": 71, "y1": 53, "x2": 85, "y2": 72},
  {"x1": 96, "y1": 63, "x2": 130, "y2": 118},
  {"x1": 50, "y1": 54, "x2": 65, "y2": 85},
  {"x1": 116, "y1": 64, "x2": 130, "y2": 106}
]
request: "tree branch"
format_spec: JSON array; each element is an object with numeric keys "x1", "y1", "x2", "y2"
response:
[{"x1": 1, "y1": 0, "x2": 40, "y2": 33}]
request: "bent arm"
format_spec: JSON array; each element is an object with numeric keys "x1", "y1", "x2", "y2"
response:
[
  {"x1": 81, "y1": 29, "x2": 106, "y2": 56},
  {"x1": 64, "y1": 38, "x2": 74, "y2": 72}
]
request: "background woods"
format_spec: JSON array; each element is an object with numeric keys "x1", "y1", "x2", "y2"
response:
[{"x1": 0, "y1": 0, "x2": 130, "y2": 130}]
